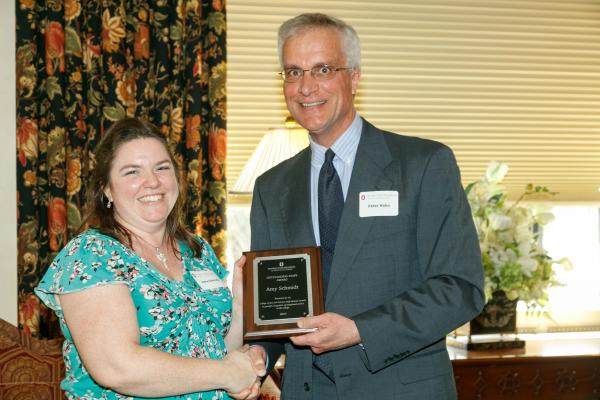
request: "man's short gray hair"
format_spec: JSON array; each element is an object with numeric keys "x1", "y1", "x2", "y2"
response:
[{"x1": 278, "y1": 13, "x2": 361, "y2": 70}]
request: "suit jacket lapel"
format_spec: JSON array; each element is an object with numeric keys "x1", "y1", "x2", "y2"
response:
[
  {"x1": 280, "y1": 148, "x2": 316, "y2": 247},
  {"x1": 326, "y1": 121, "x2": 395, "y2": 303}
]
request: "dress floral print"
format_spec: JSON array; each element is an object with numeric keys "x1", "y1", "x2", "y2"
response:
[{"x1": 35, "y1": 230, "x2": 233, "y2": 400}]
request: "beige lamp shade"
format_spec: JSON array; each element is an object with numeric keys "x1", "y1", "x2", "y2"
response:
[{"x1": 230, "y1": 123, "x2": 308, "y2": 194}]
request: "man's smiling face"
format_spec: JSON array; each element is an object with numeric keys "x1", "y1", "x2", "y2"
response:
[{"x1": 282, "y1": 27, "x2": 360, "y2": 147}]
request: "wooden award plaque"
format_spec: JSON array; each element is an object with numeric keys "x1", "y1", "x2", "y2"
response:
[{"x1": 242, "y1": 246, "x2": 324, "y2": 340}]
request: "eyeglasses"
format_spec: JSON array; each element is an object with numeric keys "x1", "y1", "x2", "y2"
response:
[{"x1": 279, "y1": 65, "x2": 353, "y2": 83}]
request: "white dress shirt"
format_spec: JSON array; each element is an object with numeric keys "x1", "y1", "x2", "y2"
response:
[{"x1": 309, "y1": 113, "x2": 363, "y2": 245}]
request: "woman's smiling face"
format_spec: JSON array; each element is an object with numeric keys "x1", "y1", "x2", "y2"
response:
[{"x1": 103, "y1": 137, "x2": 179, "y2": 233}]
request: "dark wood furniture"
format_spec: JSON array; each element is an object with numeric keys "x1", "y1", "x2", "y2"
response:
[
  {"x1": 448, "y1": 333, "x2": 600, "y2": 399},
  {"x1": 0, "y1": 318, "x2": 64, "y2": 400}
]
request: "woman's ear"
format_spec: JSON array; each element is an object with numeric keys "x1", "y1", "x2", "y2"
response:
[{"x1": 103, "y1": 187, "x2": 112, "y2": 202}]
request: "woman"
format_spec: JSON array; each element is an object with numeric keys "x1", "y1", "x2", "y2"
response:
[{"x1": 35, "y1": 118, "x2": 265, "y2": 399}]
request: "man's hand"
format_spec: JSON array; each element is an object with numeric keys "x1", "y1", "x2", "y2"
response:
[
  {"x1": 227, "y1": 344, "x2": 266, "y2": 399},
  {"x1": 231, "y1": 255, "x2": 246, "y2": 305},
  {"x1": 247, "y1": 345, "x2": 267, "y2": 376},
  {"x1": 290, "y1": 312, "x2": 361, "y2": 354},
  {"x1": 228, "y1": 381, "x2": 261, "y2": 400}
]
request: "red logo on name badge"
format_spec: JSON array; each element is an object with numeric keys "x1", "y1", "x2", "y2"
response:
[{"x1": 360, "y1": 194, "x2": 366, "y2": 200}]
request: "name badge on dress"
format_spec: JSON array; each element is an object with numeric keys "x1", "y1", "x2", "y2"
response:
[
  {"x1": 190, "y1": 270, "x2": 227, "y2": 291},
  {"x1": 359, "y1": 191, "x2": 399, "y2": 217}
]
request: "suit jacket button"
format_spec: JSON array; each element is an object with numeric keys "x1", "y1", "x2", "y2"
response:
[{"x1": 304, "y1": 382, "x2": 310, "y2": 391}]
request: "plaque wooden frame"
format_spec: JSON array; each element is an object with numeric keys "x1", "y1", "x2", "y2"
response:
[{"x1": 242, "y1": 246, "x2": 324, "y2": 340}]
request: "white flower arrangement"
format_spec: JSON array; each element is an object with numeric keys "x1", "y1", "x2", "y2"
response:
[{"x1": 465, "y1": 161, "x2": 571, "y2": 310}]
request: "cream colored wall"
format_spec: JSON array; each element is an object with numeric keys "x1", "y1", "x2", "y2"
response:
[
  {"x1": 228, "y1": 1, "x2": 600, "y2": 202},
  {"x1": 0, "y1": 4, "x2": 17, "y2": 325}
]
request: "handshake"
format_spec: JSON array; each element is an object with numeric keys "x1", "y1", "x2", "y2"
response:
[{"x1": 224, "y1": 344, "x2": 268, "y2": 399}]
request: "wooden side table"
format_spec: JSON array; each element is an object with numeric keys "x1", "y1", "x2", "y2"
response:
[{"x1": 448, "y1": 333, "x2": 600, "y2": 399}]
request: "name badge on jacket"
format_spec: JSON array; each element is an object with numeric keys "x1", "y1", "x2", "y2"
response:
[{"x1": 359, "y1": 191, "x2": 399, "y2": 217}]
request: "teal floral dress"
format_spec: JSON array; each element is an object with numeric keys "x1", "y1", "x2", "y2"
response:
[{"x1": 35, "y1": 230, "x2": 233, "y2": 400}]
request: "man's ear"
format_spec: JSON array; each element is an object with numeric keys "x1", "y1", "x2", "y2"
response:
[{"x1": 351, "y1": 68, "x2": 361, "y2": 95}]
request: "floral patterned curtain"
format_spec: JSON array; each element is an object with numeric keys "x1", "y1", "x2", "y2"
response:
[{"x1": 16, "y1": 0, "x2": 227, "y2": 338}]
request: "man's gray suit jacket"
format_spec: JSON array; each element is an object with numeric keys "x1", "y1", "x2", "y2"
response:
[{"x1": 250, "y1": 118, "x2": 485, "y2": 399}]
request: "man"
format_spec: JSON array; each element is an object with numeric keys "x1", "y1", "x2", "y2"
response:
[{"x1": 250, "y1": 13, "x2": 484, "y2": 400}]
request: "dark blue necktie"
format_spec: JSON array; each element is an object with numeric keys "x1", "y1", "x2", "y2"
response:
[{"x1": 318, "y1": 149, "x2": 344, "y2": 295}]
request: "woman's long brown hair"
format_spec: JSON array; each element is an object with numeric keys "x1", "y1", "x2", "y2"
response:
[{"x1": 80, "y1": 117, "x2": 203, "y2": 257}]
